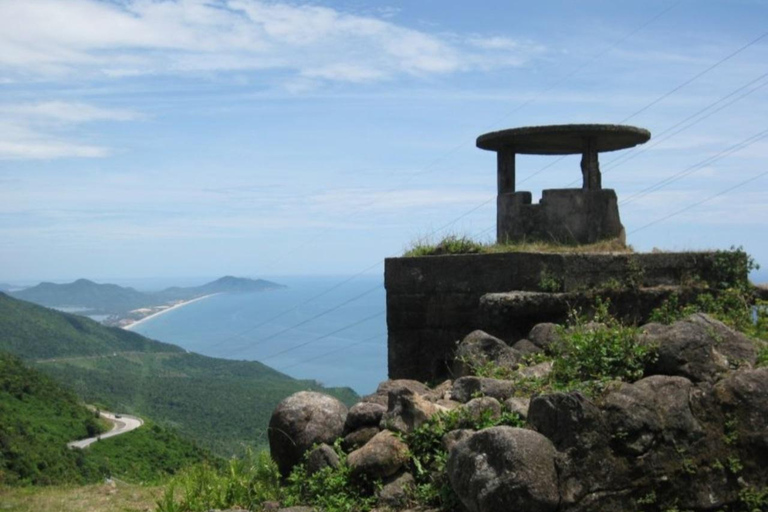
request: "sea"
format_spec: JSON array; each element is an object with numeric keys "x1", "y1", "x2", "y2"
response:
[{"x1": 128, "y1": 275, "x2": 387, "y2": 395}]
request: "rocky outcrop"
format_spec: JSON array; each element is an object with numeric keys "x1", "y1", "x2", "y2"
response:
[
  {"x1": 268, "y1": 391, "x2": 347, "y2": 477},
  {"x1": 452, "y1": 330, "x2": 521, "y2": 377},
  {"x1": 347, "y1": 430, "x2": 409, "y2": 480}
]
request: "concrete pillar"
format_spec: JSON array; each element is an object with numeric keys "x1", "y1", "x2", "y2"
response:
[
  {"x1": 580, "y1": 137, "x2": 601, "y2": 190},
  {"x1": 497, "y1": 149, "x2": 515, "y2": 194}
]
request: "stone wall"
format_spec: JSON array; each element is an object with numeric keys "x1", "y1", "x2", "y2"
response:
[{"x1": 385, "y1": 251, "x2": 728, "y2": 382}]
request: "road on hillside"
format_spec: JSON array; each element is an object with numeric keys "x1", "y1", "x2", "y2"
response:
[{"x1": 67, "y1": 411, "x2": 143, "y2": 449}]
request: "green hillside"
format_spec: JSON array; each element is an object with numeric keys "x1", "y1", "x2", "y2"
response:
[
  {"x1": 10, "y1": 279, "x2": 149, "y2": 315},
  {"x1": 0, "y1": 293, "x2": 358, "y2": 457},
  {"x1": 0, "y1": 352, "x2": 213, "y2": 486}
]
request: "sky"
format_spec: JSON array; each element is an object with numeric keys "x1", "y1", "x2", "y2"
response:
[{"x1": 1, "y1": 0, "x2": 767, "y2": 283}]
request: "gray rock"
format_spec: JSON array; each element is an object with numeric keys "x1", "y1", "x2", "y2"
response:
[
  {"x1": 512, "y1": 338, "x2": 543, "y2": 355},
  {"x1": 423, "y1": 379, "x2": 453, "y2": 402},
  {"x1": 377, "y1": 471, "x2": 414, "y2": 508},
  {"x1": 342, "y1": 426, "x2": 380, "y2": 452},
  {"x1": 447, "y1": 426, "x2": 560, "y2": 512},
  {"x1": 459, "y1": 396, "x2": 501, "y2": 426},
  {"x1": 518, "y1": 361, "x2": 553, "y2": 380},
  {"x1": 348, "y1": 430, "x2": 410, "y2": 480},
  {"x1": 376, "y1": 379, "x2": 430, "y2": 396},
  {"x1": 503, "y1": 397, "x2": 530, "y2": 419},
  {"x1": 345, "y1": 402, "x2": 386, "y2": 432},
  {"x1": 602, "y1": 375, "x2": 701, "y2": 456},
  {"x1": 268, "y1": 391, "x2": 348, "y2": 477},
  {"x1": 528, "y1": 323, "x2": 560, "y2": 352},
  {"x1": 642, "y1": 313, "x2": 756, "y2": 382},
  {"x1": 380, "y1": 387, "x2": 445, "y2": 434},
  {"x1": 452, "y1": 330, "x2": 521, "y2": 377},
  {"x1": 528, "y1": 391, "x2": 606, "y2": 452},
  {"x1": 306, "y1": 444, "x2": 340, "y2": 476},
  {"x1": 442, "y1": 428, "x2": 474, "y2": 452},
  {"x1": 277, "y1": 508, "x2": 315, "y2": 512},
  {"x1": 360, "y1": 393, "x2": 389, "y2": 407},
  {"x1": 451, "y1": 376, "x2": 516, "y2": 403},
  {"x1": 714, "y1": 367, "x2": 768, "y2": 449}
]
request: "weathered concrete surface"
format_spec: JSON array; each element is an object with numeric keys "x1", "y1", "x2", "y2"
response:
[{"x1": 385, "y1": 251, "x2": 728, "y2": 382}]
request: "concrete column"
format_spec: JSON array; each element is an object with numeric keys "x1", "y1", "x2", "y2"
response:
[
  {"x1": 580, "y1": 137, "x2": 601, "y2": 190},
  {"x1": 497, "y1": 149, "x2": 515, "y2": 194}
]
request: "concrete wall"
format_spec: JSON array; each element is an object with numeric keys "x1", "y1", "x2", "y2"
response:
[{"x1": 385, "y1": 251, "x2": 726, "y2": 382}]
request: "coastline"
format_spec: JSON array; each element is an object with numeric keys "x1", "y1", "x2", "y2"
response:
[{"x1": 123, "y1": 293, "x2": 219, "y2": 330}]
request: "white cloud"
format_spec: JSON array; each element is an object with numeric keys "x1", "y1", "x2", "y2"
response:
[
  {"x1": 0, "y1": 0, "x2": 538, "y2": 83},
  {"x1": 0, "y1": 101, "x2": 140, "y2": 160}
]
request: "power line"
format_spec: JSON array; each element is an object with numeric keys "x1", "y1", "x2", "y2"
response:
[
  {"x1": 279, "y1": 333, "x2": 386, "y2": 372},
  {"x1": 628, "y1": 170, "x2": 768, "y2": 235}
]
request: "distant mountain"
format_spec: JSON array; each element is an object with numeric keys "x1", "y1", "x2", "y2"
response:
[
  {"x1": 0, "y1": 283, "x2": 14, "y2": 292},
  {"x1": 10, "y1": 278, "x2": 149, "y2": 315},
  {"x1": 0, "y1": 292, "x2": 357, "y2": 456},
  {"x1": 153, "y1": 275, "x2": 286, "y2": 301},
  {"x1": 10, "y1": 276, "x2": 286, "y2": 316}
]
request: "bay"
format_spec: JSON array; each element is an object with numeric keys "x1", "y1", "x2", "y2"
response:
[{"x1": 130, "y1": 275, "x2": 387, "y2": 395}]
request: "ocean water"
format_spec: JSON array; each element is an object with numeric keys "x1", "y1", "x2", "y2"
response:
[{"x1": 130, "y1": 275, "x2": 387, "y2": 395}]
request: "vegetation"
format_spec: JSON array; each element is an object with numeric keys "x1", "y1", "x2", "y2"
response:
[
  {"x1": 0, "y1": 293, "x2": 358, "y2": 457},
  {"x1": 403, "y1": 234, "x2": 629, "y2": 257},
  {"x1": 0, "y1": 351, "x2": 215, "y2": 487},
  {"x1": 0, "y1": 480, "x2": 163, "y2": 512}
]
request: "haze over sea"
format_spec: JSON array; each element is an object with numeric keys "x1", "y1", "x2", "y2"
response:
[{"x1": 128, "y1": 275, "x2": 387, "y2": 395}]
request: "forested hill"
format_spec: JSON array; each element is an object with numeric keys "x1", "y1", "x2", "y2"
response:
[
  {"x1": 0, "y1": 351, "x2": 214, "y2": 485},
  {"x1": 10, "y1": 276, "x2": 285, "y2": 315},
  {"x1": 0, "y1": 292, "x2": 358, "y2": 456},
  {"x1": 0, "y1": 292, "x2": 182, "y2": 359},
  {"x1": 10, "y1": 278, "x2": 149, "y2": 314}
]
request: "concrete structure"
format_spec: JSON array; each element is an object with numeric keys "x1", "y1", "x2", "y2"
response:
[{"x1": 476, "y1": 124, "x2": 650, "y2": 244}]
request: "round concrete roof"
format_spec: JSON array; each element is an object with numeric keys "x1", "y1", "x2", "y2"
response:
[{"x1": 476, "y1": 124, "x2": 651, "y2": 154}]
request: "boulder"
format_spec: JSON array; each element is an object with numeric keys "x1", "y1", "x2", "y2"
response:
[
  {"x1": 641, "y1": 313, "x2": 756, "y2": 382},
  {"x1": 602, "y1": 375, "x2": 701, "y2": 456},
  {"x1": 342, "y1": 427, "x2": 380, "y2": 452},
  {"x1": 345, "y1": 402, "x2": 386, "y2": 432},
  {"x1": 512, "y1": 338, "x2": 543, "y2": 355},
  {"x1": 528, "y1": 322, "x2": 561, "y2": 352},
  {"x1": 503, "y1": 397, "x2": 530, "y2": 419},
  {"x1": 348, "y1": 431, "x2": 410, "y2": 480},
  {"x1": 377, "y1": 471, "x2": 414, "y2": 509},
  {"x1": 442, "y1": 429, "x2": 474, "y2": 452},
  {"x1": 376, "y1": 379, "x2": 430, "y2": 396},
  {"x1": 306, "y1": 444, "x2": 340, "y2": 476},
  {"x1": 528, "y1": 391, "x2": 606, "y2": 452},
  {"x1": 268, "y1": 391, "x2": 348, "y2": 477},
  {"x1": 459, "y1": 396, "x2": 501, "y2": 426},
  {"x1": 447, "y1": 427, "x2": 560, "y2": 512},
  {"x1": 452, "y1": 330, "x2": 521, "y2": 377},
  {"x1": 518, "y1": 361, "x2": 553, "y2": 380},
  {"x1": 714, "y1": 367, "x2": 768, "y2": 449},
  {"x1": 423, "y1": 379, "x2": 453, "y2": 402},
  {"x1": 451, "y1": 376, "x2": 516, "y2": 403},
  {"x1": 380, "y1": 387, "x2": 445, "y2": 434}
]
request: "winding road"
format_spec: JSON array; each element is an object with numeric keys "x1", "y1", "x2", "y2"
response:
[{"x1": 67, "y1": 411, "x2": 144, "y2": 449}]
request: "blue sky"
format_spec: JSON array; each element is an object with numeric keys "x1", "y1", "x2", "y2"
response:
[{"x1": 1, "y1": 0, "x2": 767, "y2": 283}]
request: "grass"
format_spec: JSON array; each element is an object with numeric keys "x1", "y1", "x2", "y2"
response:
[
  {"x1": 0, "y1": 481, "x2": 163, "y2": 512},
  {"x1": 403, "y1": 234, "x2": 630, "y2": 257}
]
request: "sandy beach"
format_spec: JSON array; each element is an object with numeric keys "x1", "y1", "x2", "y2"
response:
[{"x1": 123, "y1": 294, "x2": 218, "y2": 330}]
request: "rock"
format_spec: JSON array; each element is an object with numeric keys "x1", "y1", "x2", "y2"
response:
[
  {"x1": 348, "y1": 431, "x2": 410, "y2": 480},
  {"x1": 436, "y1": 399, "x2": 461, "y2": 410},
  {"x1": 268, "y1": 391, "x2": 348, "y2": 477},
  {"x1": 342, "y1": 426, "x2": 380, "y2": 452},
  {"x1": 459, "y1": 396, "x2": 501, "y2": 426},
  {"x1": 345, "y1": 402, "x2": 386, "y2": 432},
  {"x1": 376, "y1": 379, "x2": 430, "y2": 396},
  {"x1": 518, "y1": 361, "x2": 553, "y2": 380},
  {"x1": 423, "y1": 379, "x2": 453, "y2": 402},
  {"x1": 377, "y1": 471, "x2": 414, "y2": 508},
  {"x1": 262, "y1": 501, "x2": 280, "y2": 512},
  {"x1": 714, "y1": 367, "x2": 768, "y2": 449},
  {"x1": 512, "y1": 338, "x2": 543, "y2": 355},
  {"x1": 447, "y1": 426, "x2": 560, "y2": 512},
  {"x1": 380, "y1": 387, "x2": 445, "y2": 434},
  {"x1": 503, "y1": 397, "x2": 530, "y2": 419},
  {"x1": 306, "y1": 444, "x2": 340, "y2": 476},
  {"x1": 528, "y1": 322, "x2": 561, "y2": 352},
  {"x1": 528, "y1": 391, "x2": 606, "y2": 452},
  {"x1": 442, "y1": 428, "x2": 474, "y2": 452},
  {"x1": 641, "y1": 313, "x2": 756, "y2": 382},
  {"x1": 602, "y1": 375, "x2": 701, "y2": 456},
  {"x1": 277, "y1": 508, "x2": 315, "y2": 512},
  {"x1": 451, "y1": 376, "x2": 516, "y2": 403},
  {"x1": 360, "y1": 393, "x2": 389, "y2": 407},
  {"x1": 452, "y1": 330, "x2": 521, "y2": 377}
]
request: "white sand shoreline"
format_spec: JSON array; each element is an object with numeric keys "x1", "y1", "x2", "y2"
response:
[{"x1": 123, "y1": 293, "x2": 219, "y2": 330}]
